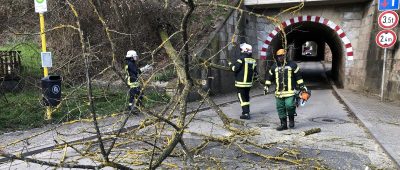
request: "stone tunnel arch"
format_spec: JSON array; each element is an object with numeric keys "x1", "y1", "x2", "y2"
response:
[{"x1": 260, "y1": 16, "x2": 354, "y2": 87}]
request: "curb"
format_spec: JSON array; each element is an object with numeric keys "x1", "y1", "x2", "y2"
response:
[
  {"x1": 321, "y1": 62, "x2": 399, "y2": 168},
  {"x1": 331, "y1": 83, "x2": 400, "y2": 169}
]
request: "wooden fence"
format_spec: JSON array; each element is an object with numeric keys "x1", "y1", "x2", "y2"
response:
[{"x1": 0, "y1": 51, "x2": 21, "y2": 81}]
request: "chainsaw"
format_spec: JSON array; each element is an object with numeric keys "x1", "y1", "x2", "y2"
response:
[{"x1": 295, "y1": 89, "x2": 311, "y2": 107}]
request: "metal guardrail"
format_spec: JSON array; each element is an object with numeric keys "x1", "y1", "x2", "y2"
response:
[{"x1": 0, "y1": 51, "x2": 21, "y2": 81}]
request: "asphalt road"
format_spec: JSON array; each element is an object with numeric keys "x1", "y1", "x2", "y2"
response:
[
  {"x1": 0, "y1": 62, "x2": 395, "y2": 169},
  {"x1": 184, "y1": 61, "x2": 395, "y2": 169}
]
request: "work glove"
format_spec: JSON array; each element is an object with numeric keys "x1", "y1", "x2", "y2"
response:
[
  {"x1": 140, "y1": 64, "x2": 152, "y2": 73},
  {"x1": 228, "y1": 62, "x2": 232, "y2": 66},
  {"x1": 264, "y1": 86, "x2": 269, "y2": 95},
  {"x1": 300, "y1": 85, "x2": 308, "y2": 92}
]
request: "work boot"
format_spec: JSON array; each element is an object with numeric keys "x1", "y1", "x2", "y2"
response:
[
  {"x1": 276, "y1": 118, "x2": 288, "y2": 131},
  {"x1": 127, "y1": 105, "x2": 139, "y2": 114},
  {"x1": 240, "y1": 113, "x2": 250, "y2": 120},
  {"x1": 127, "y1": 105, "x2": 133, "y2": 111},
  {"x1": 289, "y1": 115, "x2": 295, "y2": 128}
]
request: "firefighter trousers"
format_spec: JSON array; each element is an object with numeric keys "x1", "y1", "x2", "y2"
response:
[
  {"x1": 129, "y1": 87, "x2": 143, "y2": 109},
  {"x1": 237, "y1": 87, "x2": 251, "y2": 114},
  {"x1": 275, "y1": 96, "x2": 296, "y2": 119}
]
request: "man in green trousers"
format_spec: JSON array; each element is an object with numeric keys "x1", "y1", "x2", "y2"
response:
[{"x1": 264, "y1": 49, "x2": 308, "y2": 131}]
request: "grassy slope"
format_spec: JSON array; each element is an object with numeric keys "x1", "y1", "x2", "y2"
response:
[
  {"x1": 0, "y1": 0, "x2": 235, "y2": 133},
  {"x1": 0, "y1": 42, "x2": 42, "y2": 78},
  {"x1": 0, "y1": 86, "x2": 169, "y2": 133},
  {"x1": 0, "y1": 43, "x2": 169, "y2": 133}
]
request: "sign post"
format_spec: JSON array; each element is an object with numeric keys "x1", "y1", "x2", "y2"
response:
[
  {"x1": 34, "y1": 0, "x2": 52, "y2": 119},
  {"x1": 376, "y1": 9, "x2": 398, "y2": 100},
  {"x1": 381, "y1": 48, "x2": 387, "y2": 101},
  {"x1": 376, "y1": 30, "x2": 397, "y2": 101}
]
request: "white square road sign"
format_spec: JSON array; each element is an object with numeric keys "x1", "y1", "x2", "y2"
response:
[
  {"x1": 34, "y1": 0, "x2": 47, "y2": 13},
  {"x1": 41, "y1": 52, "x2": 52, "y2": 68}
]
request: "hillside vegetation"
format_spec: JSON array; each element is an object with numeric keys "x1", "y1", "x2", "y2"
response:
[{"x1": 0, "y1": 0, "x2": 237, "y2": 132}]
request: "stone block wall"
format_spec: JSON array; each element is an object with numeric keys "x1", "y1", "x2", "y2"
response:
[
  {"x1": 324, "y1": 43, "x2": 332, "y2": 62},
  {"x1": 387, "y1": 27, "x2": 400, "y2": 100},
  {"x1": 196, "y1": 1, "x2": 400, "y2": 101},
  {"x1": 197, "y1": 10, "x2": 242, "y2": 95},
  {"x1": 340, "y1": 4, "x2": 370, "y2": 90},
  {"x1": 244, "y1": 3, "x2": 370, "y2": 90},
  {"x1": 362, "y1": 1, "x2": 400, "y2": 101}
]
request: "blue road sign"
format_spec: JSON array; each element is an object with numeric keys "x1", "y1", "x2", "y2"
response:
[{"x1": 379, "y1": 0, "x2": 399, "y2": 11}]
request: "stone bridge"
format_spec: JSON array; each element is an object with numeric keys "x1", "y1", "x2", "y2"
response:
[{"x1": 200, "y1": 0, "x2": 400, "y2": 101}]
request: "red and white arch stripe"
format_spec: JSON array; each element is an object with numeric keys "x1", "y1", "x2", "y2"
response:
[{"x1": 260, "y1": 15, "x2": 354, "y2": 61}]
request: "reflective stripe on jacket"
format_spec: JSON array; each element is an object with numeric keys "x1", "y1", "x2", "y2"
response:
[
  {"x1": 125, "y1": 60, "x2": 141, "y2": 88},
  {"x1": 265, "y1": 61, "x2": 304, "y2": 98},
  {"x1": 230, "y1": 55, "x2": 257, "y2": 88}
]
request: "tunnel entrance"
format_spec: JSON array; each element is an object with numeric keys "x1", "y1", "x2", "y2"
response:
[
  {"x1": 276, "y1": 21, "x2": 344, "y2": 86},
  {"x1": 261, "y1": 16, "x2": 354, "y2": 87}
]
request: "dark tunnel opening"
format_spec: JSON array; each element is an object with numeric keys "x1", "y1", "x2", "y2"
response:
[{"x1": 268, "y1": 21, "x2": 346, "y2": 87}]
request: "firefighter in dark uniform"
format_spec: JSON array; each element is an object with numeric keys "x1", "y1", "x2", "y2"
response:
[
  {"x1": 125, "y1": 50, "x2": 143, "y2": 111},
  {"x1": 229, "y1": 43, "x2": 257, "y2": 120},
  {"x1": 264, "y1": 49, "x2": 307, "y2": 130}
]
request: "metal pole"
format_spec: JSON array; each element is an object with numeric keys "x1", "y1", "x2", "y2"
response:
[
  {"x1": 40, "y1": 13, "x2": 48, "y2": 76},
  {"x1": 40, "y1": 13, "x2": 52, "y2": 119},
  {"x1": 380, "y1": 48, "x2": 387, "y2": 101}
]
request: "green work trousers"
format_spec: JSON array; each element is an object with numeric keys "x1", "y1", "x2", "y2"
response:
[{"x1": 275, "y1": 96, "x2": 296, "y2": 119}]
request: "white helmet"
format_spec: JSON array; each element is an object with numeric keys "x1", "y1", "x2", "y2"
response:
[
  {"x1": 240, "y1": 43, "x2": 252, "y2": 54},
  {"x1": 126, "y1": 50, "x2": 138, "y2": 60}
]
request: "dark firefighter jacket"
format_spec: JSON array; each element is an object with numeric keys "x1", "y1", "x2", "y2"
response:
[
  {"x1": 125, "y1": 59, "x2": 141, "y2": 88},
  {"x1": 230, "y1": 55, "x2": 257, "y2": 88},
  {"x1": 265, "y1": 61, "x2": 304, "y2": 98}
]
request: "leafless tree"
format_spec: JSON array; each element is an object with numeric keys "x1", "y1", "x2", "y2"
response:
[{"x1": 0, "y1": 1, "x2": 327, "y2": 169}]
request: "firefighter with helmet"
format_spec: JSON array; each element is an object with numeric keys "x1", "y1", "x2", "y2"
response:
[
  {"x1": 228, "y1": 43, "x2": 258, "y2": 120},
  {"x1": 264, "y1": 49, "x2": 308, "y2": 130},
  {"x1": 125, "y1": 50, "x2": 143, "y2": 111}
]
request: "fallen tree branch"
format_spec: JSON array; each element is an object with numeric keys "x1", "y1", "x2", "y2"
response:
[
  {"x1": 301, "y1": 128, "x2": 321, "y2": 136},
  {"x1": 0, "y1": 151, "x2": 104, "y2": 169}
]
